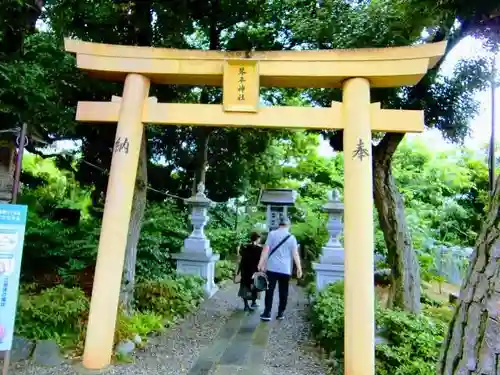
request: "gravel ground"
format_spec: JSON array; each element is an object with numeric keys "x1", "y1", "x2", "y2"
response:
[
  {"x1": 8, "y1": 281, "x2": 326, "y2": 375},
  {"x1": 262, "y1": 283, "x2": 326, "y2": 375}
]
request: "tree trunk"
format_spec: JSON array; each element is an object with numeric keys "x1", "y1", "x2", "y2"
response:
[
  {"x1": 191, "y1": 128, "x2": 211, "y2": 195},
  {"x1": 119, "y1": 130, "x2": 148, "y2": 315},
  {"x1": 437, "y1": 176, "x2": 500, "y2": 375},
  {"x1": 0, "y1": 139, "x2": 15, "y2": 203},
  {"x1": 117, "y1": 0, "x2": 152, "y2": 316},
  {"x1": 190, "y1": 11, "x2": 219, "y2": 195},
  {"x1": 373, "y1": 133, "x2": 421, "y2": 313}
]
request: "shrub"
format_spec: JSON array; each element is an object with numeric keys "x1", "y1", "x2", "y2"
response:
[
  {"x1": 15, "y1": 285, "x2": 89, "y2": 348},
  {"x1": 115, "y1": 310, "x2": 165, "y2": 344},
  {"x1": 292, "y1": 212, "x2": 328, "y2": 285},
  {"x1": 423, "y1": 305, "x2": 454, "y2": 323},
  {"x1": 420, "y1": 290, "x2": 445, "y2": 307},
  {"x1": 207, "y1": 228, "x2": 241, "y2": 260},
  {"x1": 215, "y1": 260, "x2": 237, "y2": 283},
  {"x1": 134, "y1": 276, "x2": 204, "y2": 319},
  {"x1": 22, "y1": 201, "x2": 190, "y2": 285},
  {"x1": 309, "y1": 283, "x2": 344, "y2": 359},
  {"x1": 136, "y1": 202, "x2": 188, "y2": 281},
  {"x1": 310, "y1": 282, "x2": 447, "y2": 375},
  {"x1": 22, "y1": 214, "x2": 99, "y2": 283},
  {"x1": 16, "y1": 276, "x2": 206, "y2": 354},
  {"x1": 375, "y1": 309, "x2": 447, "y2": 375},
  {"x1": 304, "y1": 281, "x2": 317, "y2": 298}
]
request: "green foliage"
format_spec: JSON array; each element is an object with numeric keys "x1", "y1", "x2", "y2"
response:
[
  {"x1": 22, "y1": 213, "x2": 99, "y2": 282},
  {"x1": 22, "y1": 200, "x2": 188, "y2": 284},
  {"x1": 292, "y1": 209, "x2": 328, "y2": 284},
  {"x1": 134, "y1": 276, "x2": 205, "y2": 319},
  {"x1": 115, "y1": 351, "x2": 134, "y2": 363},
  {"x1": 375, "y1": 310, "x2": 447, "y2": 375},
  {"x1": 206, "y1": 227, "x2": 240, "y2": 260},
  {"x1": 0, "y1": 31, "x2": 80, "y2": 138},
  {"x1": 394, "y1": 139, "x2": 488, "y2": 248},
  {"x1": 432, "y1": 275, "x2": 447, "y2": 294},
  {"x1": 206, "y1": 203, "x2": 266, "y2": 260},
  {"x1": 418, "y1": 253, "x2": 436, "y2": 282},
  {"x1": 420, "y1": 290, "x2": 445, "y2": 307},
  {"x1": 136, "y1": 202, "x2": 188, "y2": 281},
  {"x1": 304, "y1": 280, "x2": 317, "y2": 298},
  {"x1": 309, "y1": 283, "x2": 345, "y2": 359},
  {"x1": 423, "y1": 306, "x2": 454, "y2": 323},
  {"x1": 20, "y1": 154, "x2": 93, "y2": 217},
  {"x1": 15, "y1": 285, "x2": 89, "y2": 348},
  {"x1": 215, "y1": 260, "x2": 237, "y2": 284},
  {"x1": 310, "y1": 282, "x2": 448, "y2": 375},
  {"x1": 16, "y1": 276, "x2": 206, "y2": 353},
  {"x1": 115, "y1": 310, "x2": 165, "y2": 344}
]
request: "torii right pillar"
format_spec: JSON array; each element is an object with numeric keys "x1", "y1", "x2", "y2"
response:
[{"x1": 342, "y1": 77, "x2": 375, "y2": 375}]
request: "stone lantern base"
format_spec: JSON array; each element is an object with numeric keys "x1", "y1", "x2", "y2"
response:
[
  {"x1": 172, "y1": 252, "x2": 220, "y2": 298},
  {"x1": 312, "y1": 262, "x2": 344, "y2": 292}
]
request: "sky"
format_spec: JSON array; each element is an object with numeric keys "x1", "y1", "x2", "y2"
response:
[{"x1": 318, "y1": 36, "x2": 499, "y2": 156}]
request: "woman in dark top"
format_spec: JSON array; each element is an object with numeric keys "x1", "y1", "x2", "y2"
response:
[{"x1": 237, "y1": 232, "x2": 263, "y2": 311}]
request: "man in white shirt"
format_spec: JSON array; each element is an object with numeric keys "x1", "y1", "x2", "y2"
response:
[{"x1": 257, "y1": 216, "x2": 303, "y2": 321}]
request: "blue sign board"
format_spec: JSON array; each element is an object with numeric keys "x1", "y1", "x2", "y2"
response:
[{"x1": 0, "y1": 204, "x2": 27, "y2": 351}]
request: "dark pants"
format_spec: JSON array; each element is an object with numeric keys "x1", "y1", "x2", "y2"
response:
[{"x1": 264, "y1": 271, "x2": 290, "y2": 314}]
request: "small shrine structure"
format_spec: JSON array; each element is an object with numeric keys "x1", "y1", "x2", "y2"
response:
[{"x1": 258, "y1": 188, "x2": 297, "y2": 231}]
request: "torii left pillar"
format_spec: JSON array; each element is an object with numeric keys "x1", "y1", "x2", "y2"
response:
[{"x1": 83, "y1": 73, "x2": 150, "y2": 370}]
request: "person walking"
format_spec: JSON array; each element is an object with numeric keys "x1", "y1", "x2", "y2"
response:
[
  {"x1": 257, "y1": 216, "x2": 303, "y2": 321},
  {"x1": 236, "y1": 232, "x2": 263, "y2": 311}
]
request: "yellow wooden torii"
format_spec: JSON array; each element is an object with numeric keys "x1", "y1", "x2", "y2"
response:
[{"x1": 64, "y1": 38, "x2": 446, "y2": 374}]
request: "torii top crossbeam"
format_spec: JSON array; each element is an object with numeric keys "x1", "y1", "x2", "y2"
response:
[
  {"x1": 65, "y1": 38, "x2": 447, "y2": 133},
  {"x1": 65, "y1": 38, "x2": 446, "y2": 88}
]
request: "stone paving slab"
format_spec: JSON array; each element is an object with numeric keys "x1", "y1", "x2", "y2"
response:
[
  {"x1": 217, "y1": 312, "x2": 260, "y2": 366},
  {"x1": 187, "y1": 310, "x2": 245, "y2": 375}
]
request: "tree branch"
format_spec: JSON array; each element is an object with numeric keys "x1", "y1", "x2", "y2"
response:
[
  {"x1": 373, "y1": 19, "x2": 474, "y2": 159},
  {"x1": 373, "y1": 133, "x2": 404, "y2": 164}
]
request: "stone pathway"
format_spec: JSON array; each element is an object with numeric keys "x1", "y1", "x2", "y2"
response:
[{"x1": 9, "y1": 282, "x2": 326, "y2": 375}]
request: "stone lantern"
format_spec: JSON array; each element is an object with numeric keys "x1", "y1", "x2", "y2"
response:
[
  {"x1": 258, "y1": 188, "x2": 297, "y2": 231},
  {"x1": 312, "y1": 189, "x2": 345, "y2": 292},
  {"x1": 172, "y1": 182, "x2": 220, "y2": 297}
]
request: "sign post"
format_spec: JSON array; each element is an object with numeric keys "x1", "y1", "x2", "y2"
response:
[{"x1": 0, "y1": 204, "x2": 28, "y2": 375}]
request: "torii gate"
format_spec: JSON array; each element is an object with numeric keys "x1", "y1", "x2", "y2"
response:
[{"x1": 64, "y1": 39, "x2": 446, "y2": 374}]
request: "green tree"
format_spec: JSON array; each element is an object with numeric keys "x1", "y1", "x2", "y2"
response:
[
  {"x1": 37, "y1": 0, "x2": 299, "y2": 312},
  {"x1": 19, "y1": 153, "x2": 92, "y2": 215},
  {"x1": 393, "y1": 140, "x2": 490, "y2": 248},
  {"x1": 279, "y1": 0, "x2": 498, "y2": 312}
]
